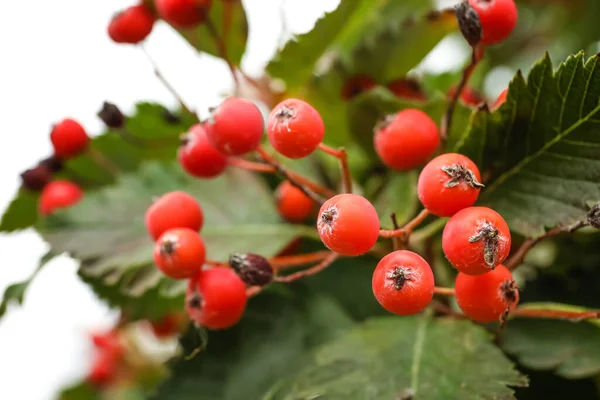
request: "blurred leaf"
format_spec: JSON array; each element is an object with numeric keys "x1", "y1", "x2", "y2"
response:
[
  {"x1": 0, "y1": 190, "x2": 39, "y2": 232},
  {"x1": 453, "y1": 52, "x2": 600, "y2": 237},
  {"x1": 265, "y1": 313, "x2": 527, "y2": 399},
  {"x1": 372, "y1": 171, "x2": 419, "y2": 229},
  {"x1": 58, "y1": 382, "x2": 98, "y2": 400}
]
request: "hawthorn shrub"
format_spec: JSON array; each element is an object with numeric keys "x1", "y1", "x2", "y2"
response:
[{"x1": 3, "y1": 0, "x2": 600, "y2": 399}]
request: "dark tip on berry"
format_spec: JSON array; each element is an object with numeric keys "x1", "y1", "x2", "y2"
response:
[
  {"x1": 499, "y1": 279, "x2": 518, "y2": 328},
  {"x1": 162, "y1": 109, "x2": 181, "y2": 125},
  {"x1": 441, "y1": 164, "x2": 484, "y2": 189},
  {"x1": 98, "y1": 102, "x2": 125, "y2": 129},
  {"x1": 374, "y1": 114, "x2": 396, "y2": 133},
  {"x1": 179, "y1": 132, "x2": 190, "y2": 147},
  {"x1": 20, "y1": 166, "x2": 52, "y2": 191},
  {"x1": 229, "y1": 253, "x2": 274, "y2": 286},
  {"x1": 587, "y1": 204, "x2": 600, "y2": 229},
  {"x1": 321, "y1": 209, "x2": 336, "y2": 225},
  {"x1": 386, "y1": 267, "x2": 413, "y2": 291},
  {"x1": 275, "y1": 105, "x2": 296, "y2": 121},
  {"x1": 188, "y1": 293, "x2": 202, "y2": 309},
  {"x1": 455, "y1": 1, "x2": 482, "y2": 47},
  {"x1": 39, "y1": 156, "x2": 63, "y2": 173},
  {"x1": 469, "y1": 222, "x2": 500, "y2": 268},
  {"x1": 160, "y1": 238, "x2": 177, "y2": 256}
]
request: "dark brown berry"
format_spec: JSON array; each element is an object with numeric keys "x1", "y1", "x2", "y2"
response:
[
  {"x1": 21, "y1": 166, "x2": 52, "y2": 191},
  {"x1": 587, "y1": 204, "x2": 600, "y2": 229},
  {"x1": 229, "y1": 253, "x2": 274, "y2": 286},
  {"x1": 98, "y1": 102, "x2": 125, "y2": 128},
  {"x1": 456, "y1": 1, "x2": 483, "y2": 47},
  {"x1": 38, "y1": 156, "x2": 64, "y2": 173}
]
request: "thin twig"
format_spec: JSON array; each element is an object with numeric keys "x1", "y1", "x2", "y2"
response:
[
  {"x1": 87, "y1": 147, "x2": 121, "y2": 176},
  {"x1": 379, "y1": 209, "x2": 431, "y2": 238},
  {"x1": 270, "y1": 251, "x2": 333, "y2": 270},
  {"x1": 318, "y1": 143, "x2": 352, "y2": 193},
  {"x1": 274, "y1": 252, "x2": 339, "y2": 283},
  {"x1": 390, "y1": 213, "x2": 401, "y2": 251},
  {"x1": 434, "y1": 287, "x2": 456, "y2": 296},
  {"x1": 512, "y1": 307, "x2": 600, "y2": 321},
  {"x1": 205, "y1": 16, "x2": 239, "y2": 90}
]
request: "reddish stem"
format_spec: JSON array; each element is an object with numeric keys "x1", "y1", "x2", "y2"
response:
[
  {"x1": 228, "y1": 157, "x2": 275, "y2": 173},
  {"x1": 274, "y1": 252, "x2": 339, "y2": 283},
  {"x1": 269, "y1": 251, "x2": 333, "y2": 270},
  {"x1": 512, "y1": 308, "x2": 600, "y2": 321},
  {"x1": 246, "y1": 286, "x2": 262, "y2": 298},
  {"x1": 434, "y1": 287, "x2": 456, "y2": 296},
  {"x1": 379, "y1": 209, "x2": 431, "y2": 238},
  {"x1": 318, "y1": 143, "x2": 352, "y2": 193}
]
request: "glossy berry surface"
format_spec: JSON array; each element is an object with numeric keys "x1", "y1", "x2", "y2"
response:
[
  {"x1": 417, "y1": 153, "x2": 483, "y2": 217},
  {"x1": 317, "y1": 194, "x2": 379, "y2": 256},
  {"x1": 374, "y1": 109, "x2": 440, "y2": 171},
  {"x1": 468, "y1": 0, "x2": 518, "y2": 46},
  {"x1": 372, "y1": 250, "x2": 434, "y2": 315},
  {"x1": 205, "y1": 97, "x2": 264, "y2": 156},
  {"x1": 342, "y1": 75, "x2": 376, "y2": 100},
  {"x1": 178, "y1": 123, "x2": 228, "y2": 178},
  {"x1": 145, "y1": 191, "x2": 204, "y2": 241},
  {"x1": 90, "y1": 330, "x2": 124, "y2": 358},
  {"x1": 267, "y1": 98, "x2": 325, "y2": 159},
  {"x1": 442, "y1": 206, "x2": 511, "y2": 275},
  {"x1": 447, "y1": 85, "x2": 484, "y2": 106},
  {"x1": 154, "y1": 228, "x2": 206, "y2": 279},
  {"x1": 50, "y1": 118, "x2": 90, "y2": 159},
  {"x1": 88, "y1": 352, "x2": 118, "y2": 386},
  {"x1": 108, "y1": 4, "x2": 155, "y2": 44},
  {"x1": 186, "y1": 267, "x2": 248, "y2": 330},
  {"x1": 387, "y1": 78, "x2": 427, "y2": 101},
  {"x1": 494, "y1": 88, "x2": 508, "y2": 109},
  {"x1": 39, "y1": 180, "x2": 83, "y2": 216},
  {"x1": 155, "y1": 0, "x2": 212, "y2": 28},
  {"x1": 455, "y1": 264, "x2": 519, "y2": 322},
  {"x1": 275, "y1": 181, "x2": 314, "y2": 223}
]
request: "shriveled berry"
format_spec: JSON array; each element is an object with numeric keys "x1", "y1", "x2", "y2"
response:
[
  {"x1": 229, "y1": 253, "x2": 274, "y2": 286},
  {"x1": 186, "y1": 267, "x2": 248, "y2": 330},
  {"x1": 374, "y1": 109, "x2": 440, "y2": 171},
  {"x1": 150, "y1": 314, "x2": 184, "y2": 338},
  {"x1": 108, "y1": 4, "x2": 155, "y2": 44},
  {"x1": 50, "y1": 118, "x2": 90, "y2": 159},
  {"x1": 98, "y1": 102, "x2": 125, "y2": 128},
  {"x1": 372, "y1": 250, "x2": 434, "y2": 315},
  {"x1": 468, "y1": 0, "x2": 518, "y2": 46},
  {"x1": 39, "y1": 180, "x2": 83, "y2": 216},
  {"x1": 386, "y1": 78, "x2": 427, "y2": 101},
  {"x1": 417, "y1": 153, "x2": 484, "y2": 217},
  {"x1": 447, "y1": 85, "x2": 484, "y2": 107},
  {"x1": 154, "y1": 228, "x2": 206, "y2": 279},
  {"x1": 21, "y1": 166, "x2": 52, "y2": 191},
  {"x1": 455, "y1": 264, "x2": 519, "y2": 322},
  {"x1": 342, "y1": 75, "x2": 376, "y2": 100},
  {"x1": 455, "y1": 0, "x2": 483, "y2": 46},
  {"x1": 317, "y1": 194, "x2": 380, "y2": 256},
  {"x1": 442, "y1": 206, "x2": 511, "y2": 275},
  {"x1": 178, "y1": 123, "x2": 228, "y2": 178},
  {"x1": 275, "y1": 180, "x2": 314, "y2": 223},
  {"x1": 267, "y1": 99, "x2": 325, "y2": 159},
  {"x1": 155, "y1": 0, "x2": 212, "y2": 28},
  {"x1": 587, "y1": 203, "x2": 600, "y2": 229},
  {"x1": 39, "y1": 156, "x2": 63, "y2": 173},
  {"x1": 145, "y1": 191, "x2": 204, "y2": 241}
]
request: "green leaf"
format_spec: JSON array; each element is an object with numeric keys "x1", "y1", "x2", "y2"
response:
[
  {"x1": 58, "y1": 382, "x2": 98, "y2": 400},
  {"x1": 265, "y1": 313, "x2": 527, "y2": 399},
  {"x1": 453, "y1": 52, "x2": 600, "y2": 237},
  {"x1": 372, "y1": 171, "x2": 419, "y2": 228},
  {"x1": 36, "y1": 162, "x2": 316, "y2": 318},
  {"x1": 0, "y1": 190, "x2": 39, "y2": 232}
]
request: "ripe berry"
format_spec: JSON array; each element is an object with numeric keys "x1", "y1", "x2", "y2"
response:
[
  {"x1": 88, "y1": 352, "x2": 118, "y2": 387},
  {"x1": 386, "y1": 78, "x2": 427, "y2": 101},
  {"x1": 374, "y1": 109, "x2": 440, "y2": 171},
  {"x1": 178, "y1": 123, "x2": 228, "y2": 178},
  {"x1": 342, "y1": 75, "x2": 376, "y2": 100},
  {"x1": 145, "y1": 191, "x2": 204, "y2": 241},
  {"x1": 155, "y1": 0, "x2": 212, "y2": 28},
  {"x1": 372, "y1": 250, "x2": 434, "y2": 315},
  {"x1": 150, "y1": 314, "x2": 184, "y2": 338},
  {"x1": 455, "y1": 264, "x2": 519, "y2": 322},
  {"x1": 39, "y1": 180, "x2": 83, "y2": 216},
  {"x1": 494, "y1": 88, "x2": 508, "y2": 109},
  {"x1": 154, "y1": 228, "x2": 206, "y2": 279},
  {"x1": 447, "y1": 85, "x2": 484, "y2": 106},
  {"x1": 468, "y1": 0, "x2": 518, "y2": 46},
  {"x1": 21, "y1": 166, "x2": 52, "y2": 191},
  {"x1": 186, "y1": 267, "x2": 248, "y2": 330},
  {"x1": 267, "y1": 99, "x2": 325, "y2": 159},
  {"x1": 229, "y1": 253, "x2": 274, "y2": 286},
  {"x1": 108, "y1": 4, "x2": 155, "y2": 44},
  {"x1": 275, "y1": 181, "x2": 314, "y2": 223},
  {"x1": 90, "y1": 330, "x2": 124, "y2": 359},
  {"x1": 204, "y1": 97, "x2": 264, "y2": 156},
  {"x1": 50, "y1": 118, "x2": 90, "y2": 159},
  {"x1": 442, "y1": 206, "x2": 511, "y2": 275},
  {"x1": 417, "y1": 153, "x2": 484, "y2": 217},
  {"x1": 317, "y1": 194, "x2": 379, "y2": 256}
]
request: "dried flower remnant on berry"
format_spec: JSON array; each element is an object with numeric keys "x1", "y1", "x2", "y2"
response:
[
  {"x1": 229, "y1": 253, "x2": 274, "y2": 286},
  {"x1": 499, "y1": 279, "x2": 519, "y2": 328},
  {"x1": 587, "y1": 203, "x2": 600, "y2": 229},
  {"x1": 455, "y1": 1, "x2": 483, "y2": 46},
  {"x1": 442, "y1": 164, "x2": 485, "y2": 189},
  {"x1": 386, "y1": 267, "x2": 413, "y2": 290},
  {"x1": 468, "y1": 222, "x2": 500, "y2": 269}
]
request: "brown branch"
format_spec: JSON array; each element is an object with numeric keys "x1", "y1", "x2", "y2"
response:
[
  {"x1": 434, "y1": 287, "x2": 456, "y2": 296},
  {"x1": 274, "y1": 252, "x2": 339, "y2": 283},
  {"x1": 318, "y1": 143, "x2": 352, "y2": 193},
  {"x1": 269, "y1": 251, "x2": 333, "y2": 270},
  {"x1": 379, "y1": 209, "x2": 431, "y2": 238},
  {"x1": 512, "y1": 307, "x2": 600, "y2": 322}
]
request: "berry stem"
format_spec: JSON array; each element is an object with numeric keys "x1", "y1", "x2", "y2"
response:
[
  {"x1": 379, "y1": 209, "x2": 431, "y2": 238},
  {"x1": 433, "y1": 286, "x2": 456, "y2": 296},
  {"x1": 390, "y1": 213, "x2": 402, "y2": 251},
  {"x1": 205, "y1": 16, "x2": 240, "y2": 91},
  {"x1": 274, "y1": 252, "x2": 339, "y2": 283},
  {"x1": 227, "y1": 157, "x2": 275, "y2": 173},
  {"x1": 87, "y1": 147, "x2": 121, "y2": 176},
  {"x1": 512, "y1": 307, "x2": 600, "y2": 322},
  {"x1": 269, "y1": 250, "x2": 333, "y2": 270},
  {"x1": 317, "y1": 143, "x2": 353, "y2": 193}
]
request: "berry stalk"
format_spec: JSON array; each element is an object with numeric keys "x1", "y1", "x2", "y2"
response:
[
  {"x1": 274, "y1": 252, "x2": 339, "y2": 283},
  {"x1": 317, "y1": 143, "x2": 352, "y2": 193},
  {"x1": 511, "y1": 307, "x2": 600, "y2": 322},
  {"x1": 269, "y1": 250, "x2": 334, "y2": 270},
  {"x1": 433, "y1": 286, "x2": 456, "y2": 296},
  {"x1": 379, "y1": 209, "x2": 431, "y2": 239}
]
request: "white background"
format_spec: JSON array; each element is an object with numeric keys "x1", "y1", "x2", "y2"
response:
[{"x1": 0, "y1": 0, "x2": 499, "y2": 398}]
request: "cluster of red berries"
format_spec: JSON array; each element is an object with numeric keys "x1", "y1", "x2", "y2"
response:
[{"x1": 88, "y1": 330, "x2": 124, "y2": 387}]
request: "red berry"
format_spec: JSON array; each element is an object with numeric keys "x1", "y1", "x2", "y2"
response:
[
  {"x1": 386, "y1": 78, "x2": 427, "y2": 101},
  {"x1": 342, "y1": 75, "x2": 376, "y2": 100},
  {"x1": 50, "y1": 118, "x2": 90, "y2": 159},
  {"x1": 154, "y1": 228, "x2": 206, "y2": 279},
  {"x1": 494, "y1": 88, "x2": 508, "y2": 109},
  {"x1": 417, "y1": 153, "x2": 483, "y2": 217},
  {"x1": 39, "y1": 180, "x2": 83, "y2": 216},
  {"x1": 185, "y1": 267, "x2": 247, "y2": 330},
  {"x1": 108, "y1": 4, "x2": 155, "y2": 44},
  {"x1": 150, "y1": 314, "x2": 183, "y2": 338},
  {"x1": 275, "y1": 181, "x2": 314, "y2": 223},
  {"x1": 90, "y1": 330, "x2": 124, "y2": 359},
  {"x1": 88, "y1": 352, "x2": 118, "y2": 387},
  {"x1": 317, "y1": 194, "x2": 379, "y2": 256},
  {"x1": 267, "y1": 99, "x2": 325, "y2": 159},
  {"x1": 447, "y1": 85, "x2": 484, "y2": 106},
  {"x1": 155, "y1": 0, "x2": 212, "y2": 28},
  {"x1": 455, "y1": 264, "x2": 519, "y2": 322},
  {"x1": 372, "y1": 250, "x2": 434, "y2": 315},
  {"x1": 205, "y1": 97, "x2": 264, "y2": 156},
  {"x1": 468, "y1": 0, "x2": 518, "y2": 46},
  {"x1": 374, "y1": 109, "x2": 440, "y2": 171},
  {"x1": 145, "y1": 191, "x2": 204, "y2": 241},
  {"x1": 178, "y1": 123, "x2": 228, "y2": 178},
  {"x1": 442, "y1": 206, "x2": 511, "y2": 275}
]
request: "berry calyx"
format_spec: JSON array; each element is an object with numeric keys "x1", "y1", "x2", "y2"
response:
[
  {"x1": 442, "y1": 206, "x2": 511, "y2": 275},
  {"x1": 317, "y1": 194, "x2": 380, "y2": 256},
  {"x1": 21, "y1": 166, "x2": 52, "y2": 191},
  {"x1": 155, "y1": 0, "x2": 212, "y2": 28},
  {"x1": 50, "y1": 118, "x2": 90, "y2": 159},
  {"x1": 229, "y1": 253, "x2": 274, "y2": 286},
  {"x1": 374, "y1": 109, "x2": 440, "y2": 171},
  {"x1": 386, "y1": 78, "x2": 427, "y2": 101},
  {"x1": 455, "y1": 264, "x2": 519, "y2": 323},
  {"x1": 178, "y1": 123, "x2": 228, "y2": 178},
  {"x1": 447, "y1": 85, "x2": 484, "y2": 106},
  {"x1": 275, "y1": 180, "x2": 314, "y2": 223},
  {"x1": 204, "y1": 97, "x2": 264, "y2": 156},
  {"x1": 149, "y1": 314, "x2": 184, "y2": 339},
  {"x1": 39, "y1": 180, "x2": 83, "y2": 216},
  {"x1": 494, "y1": 88, "x2": 508, "y2": 110},
  {"x1": 342, "y1": 75, "x2": 377, "y2": 100},
  {"x1": 145, "y1": 191, "x2": 204, "y2": 241},
  {"x1": 185, "y1": 267, "x2": 248, "y2": 330},
  {"x1": 372, "y1": 250, "x2": 435, "y2": 315},
  {"x1": 154, "y1": 228, "x2": 206, "y2": 279},
  {"x1": 108, "y1": 4, "x2": 155, "y2": 44},
  {"x1": 267, "y1": 99, "x2": 325, "y2": 159},
  {"x1": 467, "y1": 0, "x2": 518, "y2": 46},
  {"x1": 417, "y1": 153, "x2": 484, "y2": 217}
]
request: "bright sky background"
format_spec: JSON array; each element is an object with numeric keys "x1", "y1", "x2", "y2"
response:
[{"x1": 0, "y1": 1, "x2": 477, "y2": 398}]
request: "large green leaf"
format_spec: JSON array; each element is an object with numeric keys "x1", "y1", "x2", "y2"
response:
[
  {"x1": 453, "y1": 52, "x2": 600, "y2": 237},
  {"x1": 265, "y1": 313, "x2": 527, "y2": 399},
  {"x1": 36, "y1": 162, "x2": 317, "y2": 318}
]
